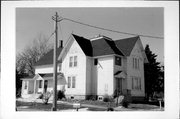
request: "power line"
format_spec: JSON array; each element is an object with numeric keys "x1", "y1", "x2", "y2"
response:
[{"x1": 62, "y1": 18, "x2": 164, "y2": 39}]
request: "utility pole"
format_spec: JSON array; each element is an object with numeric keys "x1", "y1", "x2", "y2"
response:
[{"x1": 51, "y1": 12, "x2": 63, "y2": 111}]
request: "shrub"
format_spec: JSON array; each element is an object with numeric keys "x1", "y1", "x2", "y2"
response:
[
  {"x1": 38, "y1": 93, "x2": 43, "y2": 99},
  {"x1": 103, "y1": 95, "x2": 114, "y2": 102},
  {"x1": 87, "y1": 95, "x2": 97, "y2": 101},
  {"x1": 122, "y1": 100, "x2": 129, "y2": 108},
  {"x1": 57, "y1": 90, "x2": 66, "y2": 100}
]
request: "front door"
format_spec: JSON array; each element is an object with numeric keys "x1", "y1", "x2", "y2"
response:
[
  {"x1": 44, "y1": 80, "x2": 48, "y2": 93},
  {"x1": 116, "y1": 78, "x2": 122, "y2": 94}
]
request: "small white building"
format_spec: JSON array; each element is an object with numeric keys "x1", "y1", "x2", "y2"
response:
[{"x1": 21, "y1": 34, "x2": 148, "y2": 100}]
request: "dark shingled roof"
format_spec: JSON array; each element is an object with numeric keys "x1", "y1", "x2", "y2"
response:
[
  {"x1": 72, "y1": 34, "x2": 93, "y2": 56},
  {"x1": 34, "y1": 47, "x2": 63, "y2": 66},
  {"x1": 38, "y1": 73, "x2": 62, "y2": 78},
  {"x1": 72, "y1": 34, "x2": 138, "y2": 57},
  {"x1": 91, "y1": 37, "x2": 124, "y2": 57},
  {"x1": 39, "y1": 73, "x2": 54, "y2": 78},
  {"x1": 115, "y1": 36, "x2": 139, "y2": 56},
  {"x1": 35, "y1": 34, "x2": 139, "y2": 66}
]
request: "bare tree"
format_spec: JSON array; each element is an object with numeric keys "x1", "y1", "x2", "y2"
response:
[{"x1": 16, "y1": 34, "x2": 52, "y2": 76}]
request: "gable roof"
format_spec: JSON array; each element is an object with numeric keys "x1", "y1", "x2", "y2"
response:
[
  {"x1": 115, "y1": 36, "x2": 139, "y2": 56},
  {"x1": 34, "y1": 47, "x2": 63, "y2": 66},
  {"x1": 91, "y1": 37, "x2": 124, "y2": 57},
  {"x1": 72, "y1": 34, "x2": 93, "y2": 56},
  {"x1": 36, "y1": 34, "x2": 140, "y2": 66},
  {"x1": 72, "y1": 34, "x2": 139, "y2": 57}
]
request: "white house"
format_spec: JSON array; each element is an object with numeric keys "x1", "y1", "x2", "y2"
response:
[{"x1": 21, "y1": 34, "x2": 148, "y2": 101}]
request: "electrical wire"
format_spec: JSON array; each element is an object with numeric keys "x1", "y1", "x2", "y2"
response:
[{"x1": 62, "y1": 18, "x2": 164, "y2": 39}]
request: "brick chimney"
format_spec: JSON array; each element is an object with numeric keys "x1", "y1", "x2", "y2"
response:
[{"x1": 59, "y1": 40, "x2": 63, "y2": 48}]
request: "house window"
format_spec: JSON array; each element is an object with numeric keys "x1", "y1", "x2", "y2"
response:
[
  {"x1": 115, "y1": 56, "x2": 121, "y2": 66},
  {"x1": 68, "y1": 77, "x2": 71, "y2": 88},
  {"x1": 74, "y1": 56, "x2": 77, "y2": 67},
  {"x1": 94, "y1": 59, "x2": 98, "y2": 65},
  {"x1": 67, "y1": 76, "x2": 76, "y2": 88},
  {"x1": 58, "y1": 63, "x2": 62, "y2": 71},
  {"x1": 39, "y1": 80, "x2": 42, "y2": 88},
  {"x1": 69, "y1": 56, "x2": 78, "y2": 67},
  {"x1": 132, "y1": 77, "x2": 141, "y2": 90},
  {"x1": 133, "y1": 57, "x2": 140, "y2": 69},
  {"x1": 69, "y1": 56, "x2": 73, "y2": 67},
  {"x1": 24, "y1": 81, "x2": 27, "y2": 89},
  {"x1": 72, "y1": 76, "x2": 76, "y2": 88}
]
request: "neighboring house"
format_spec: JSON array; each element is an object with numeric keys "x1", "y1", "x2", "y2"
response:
[{"x1": 21, "y1": 34, "x2": 148, "y2": 101}]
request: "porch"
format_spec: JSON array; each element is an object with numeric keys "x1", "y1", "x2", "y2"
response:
[{"x1": 21, "y1": 73, "x2": 66, "y2": 98}]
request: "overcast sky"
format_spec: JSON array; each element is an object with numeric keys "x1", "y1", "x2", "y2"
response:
[{"x1": 16, "y1": 8, "x2": 164, "y2": 63}]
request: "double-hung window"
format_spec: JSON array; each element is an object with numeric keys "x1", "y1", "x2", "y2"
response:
[
  {"x1": 67, "y1": 76, "x2": 76, "y2": 88},
  {"x1": 69, "y1": 56, "x2": 78, "y2": 67},
  {"x1": 132, "y1": 77, "x2": 141, "y2": 90},
  {"x1": 69, "y1": 57, "x2": 73, "y2": 67},
  {"x1": 133, "y1": 57, "x2": 140, "y2": 69},
  {"x1": 68, "y1": 77, "x2": 71, "y2": 88}
]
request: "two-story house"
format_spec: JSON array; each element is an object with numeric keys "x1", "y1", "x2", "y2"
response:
[{"x1": 21, "y1": 34, "x2": 148, "y2": 101}]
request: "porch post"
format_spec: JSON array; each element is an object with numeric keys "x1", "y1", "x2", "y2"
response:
[{"x1": 34, "y1": 80, "x2": 36, "y2": 94}]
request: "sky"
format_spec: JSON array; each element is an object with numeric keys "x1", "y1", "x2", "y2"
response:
[{"x1": 16, "y1": 8, "x2": 164, "y2": 64}]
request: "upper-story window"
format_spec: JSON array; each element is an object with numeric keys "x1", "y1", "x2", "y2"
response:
[
  {"x1": 115, "y1": 56, "x2": 122, "y2": 66},
  {"x1": 133, "y1": 57, "x2": 140, "y2": 69},
  {"x1": 69, "y1": 56, "x2": 78, "y2": 67},
  {"x1": 94, "y1": 59, "x2": 98, "y2": 65}
]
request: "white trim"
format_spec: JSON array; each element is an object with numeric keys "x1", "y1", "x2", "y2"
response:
[
  {"x1": 58, "y1": 34, "x2": 74, "y2": 61},
  {"x1": 92, "y1": 54, "x2": 120, "y2": 59},
  {"x1": 90, "y1": 35, "x2": 112, "y2": 41}
]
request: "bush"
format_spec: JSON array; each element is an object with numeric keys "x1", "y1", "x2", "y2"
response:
[
  {"x1": 38, "y1": 93, "x2": 43, "y2": 99},
  {"x1": 122, "y1": 100, "x2": 129, "y2": 108},
  {"x1": 57, "y1": 90, "x2": 66, "y2": 100},
  {"x1": 103, "y1": 95, "x2": 114, "y2": 102},
  {"x1": 87, "y1": 95, "x2": 97, "y2": 101}
]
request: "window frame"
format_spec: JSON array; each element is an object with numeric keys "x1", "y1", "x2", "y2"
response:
[
  {"x1": 67, "y1": 76, "x2": 76, "y2": 88},
  {"x1": 72, "y1": 76, "x2": 76, "y2": 88},
  {"x1": 67, "y1": 77, "x2": 71, "y2": 88},
  {"x1": 69, "y1": 56, "x2": 78, "y2": 68},
  {"x1": 69, "y1": 56, "x2": 73, "y2": 67},
  {"x1": 74, "y1": 56, "x2": 77, "y2": 67},
  {"x1": 115, "y1": 56, "x2": 122, "y2": 66},
  {"x1": 132, "y1": 76, "x2": 141, "y2": 90},
  {"x1": 39, "y1": 80, "x2": 42, "y2": 88}
]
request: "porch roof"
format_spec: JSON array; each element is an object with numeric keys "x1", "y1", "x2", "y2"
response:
[
  {"x1": 114, "y1": 71, "x2": 126, "y2": 78},
  {"x1": 36, "y1": 73, "x2": 64, "y2": 80}
]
